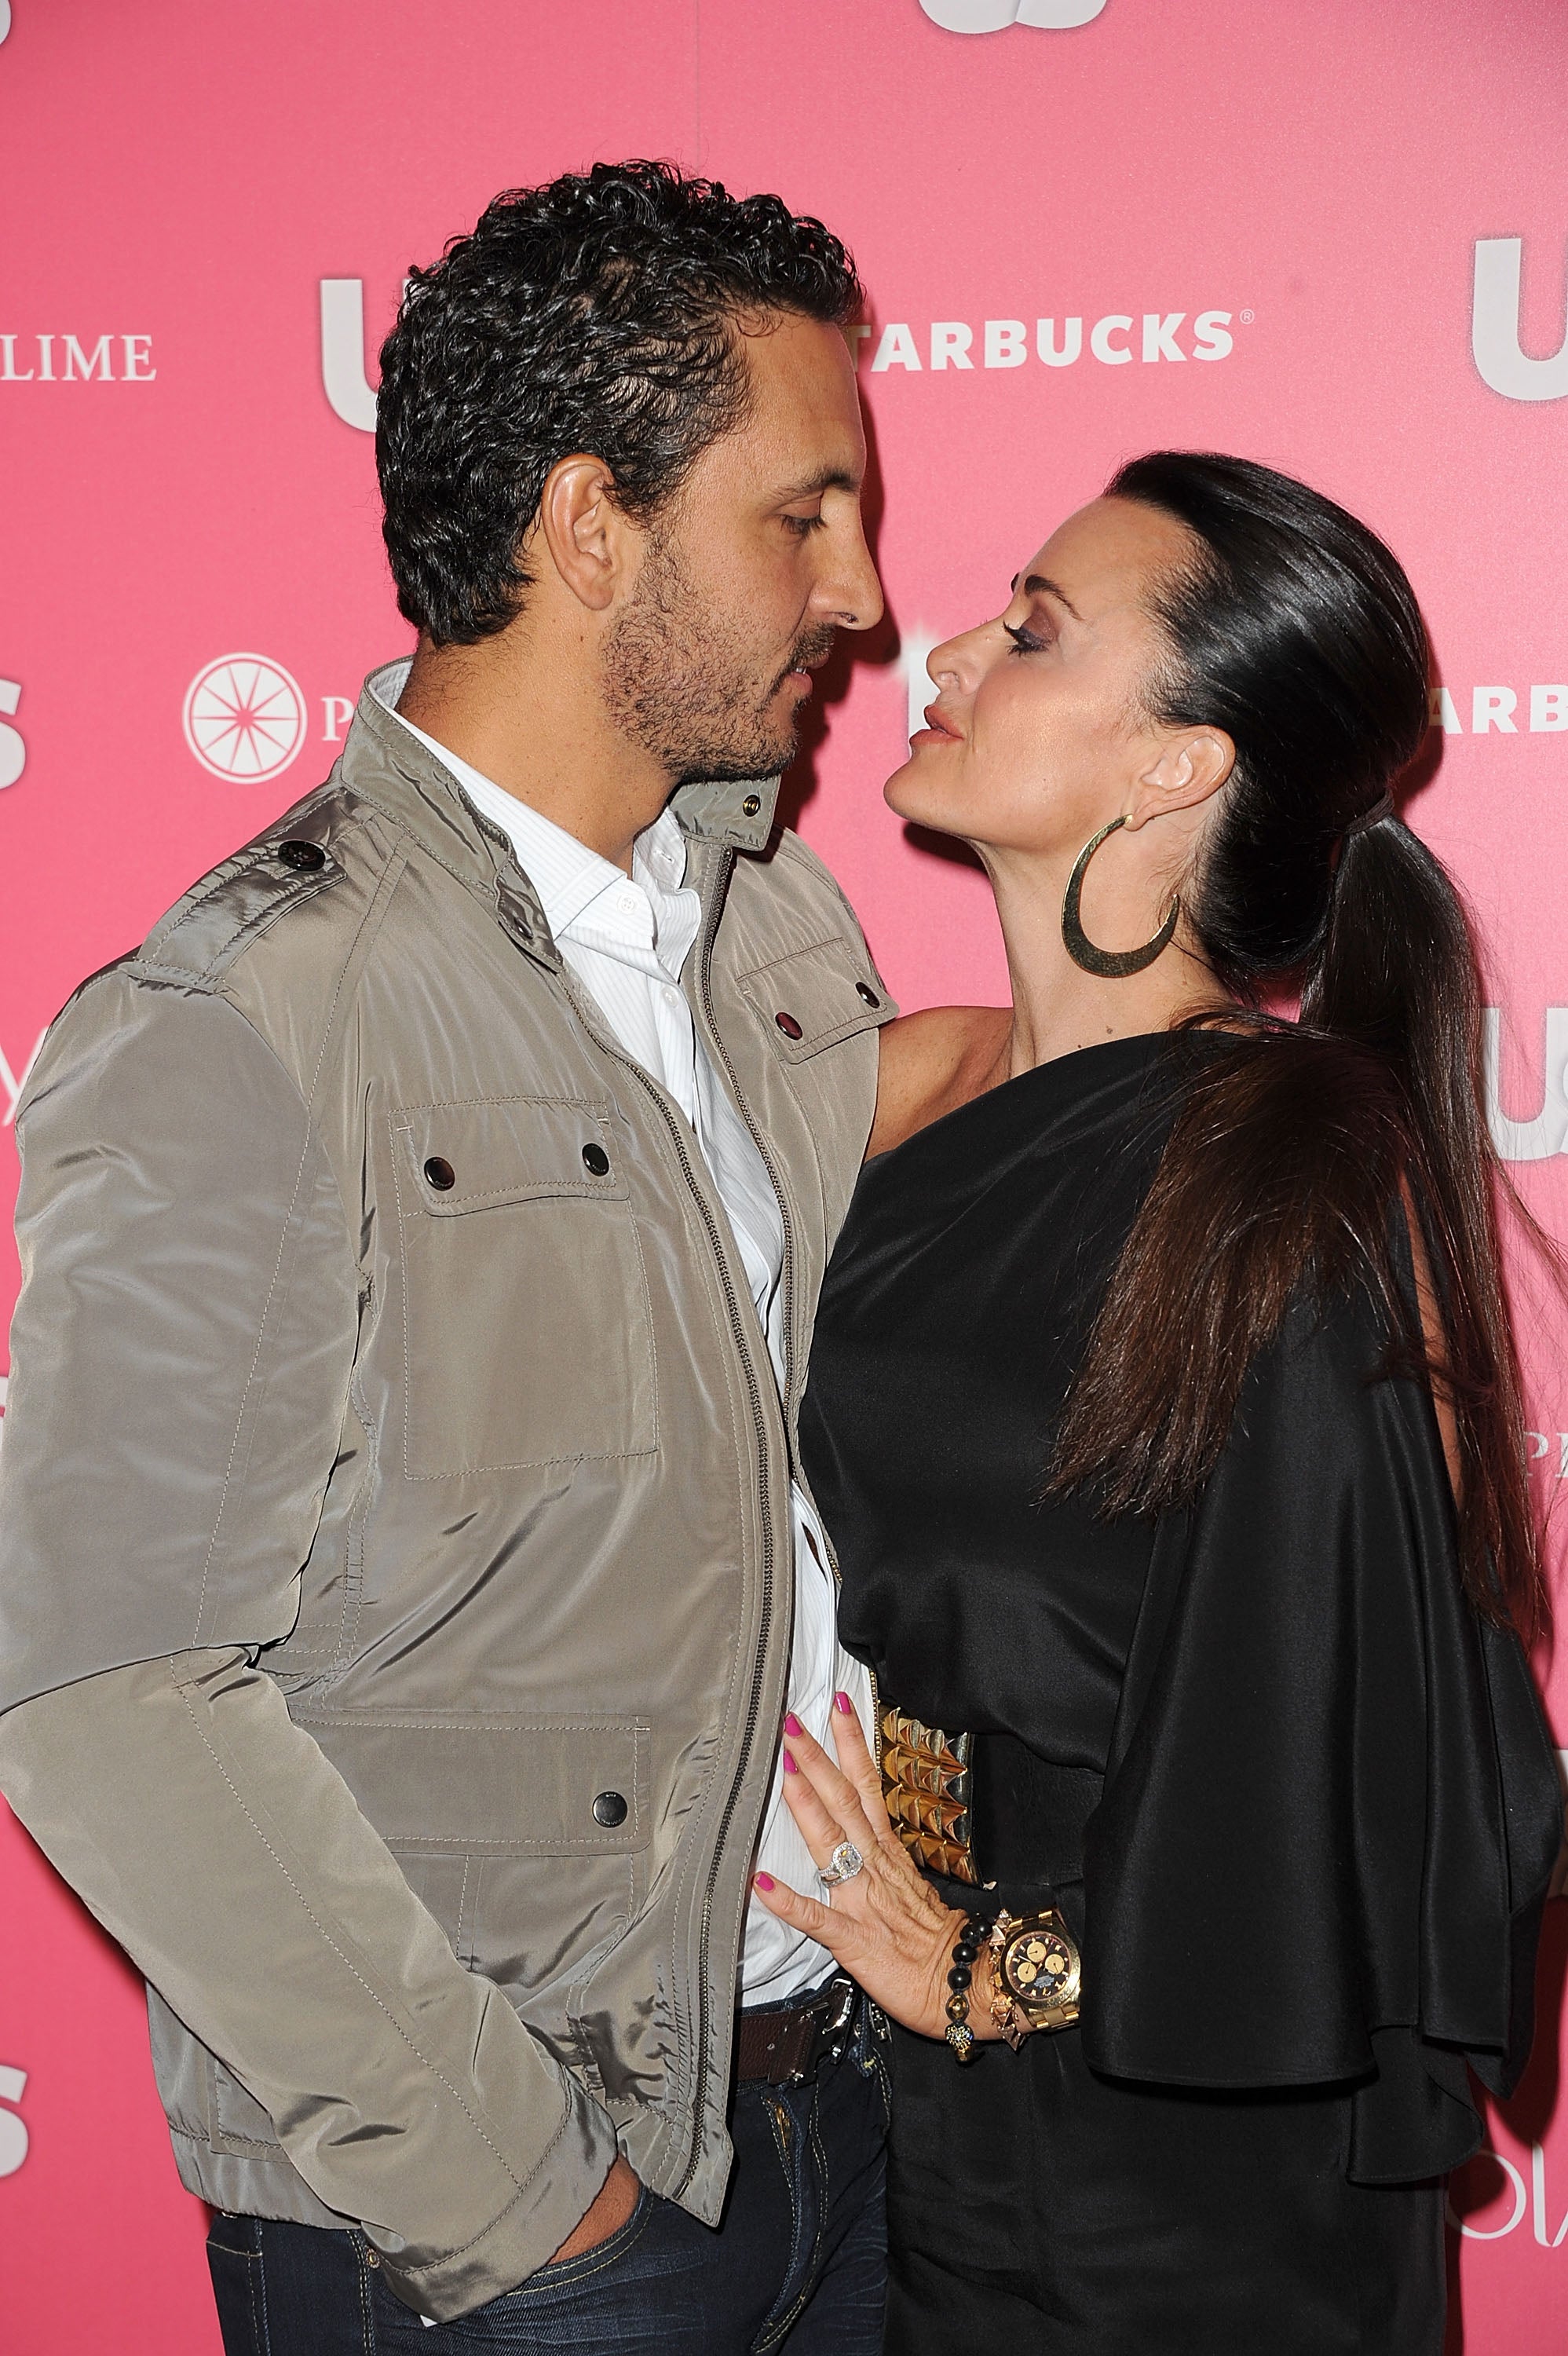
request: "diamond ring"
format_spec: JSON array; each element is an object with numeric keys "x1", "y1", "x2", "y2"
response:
[{"x1": 820, "y1": 1840, "x2": 864, "y2": 1888}]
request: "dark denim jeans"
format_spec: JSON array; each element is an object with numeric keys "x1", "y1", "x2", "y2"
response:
[{"x1": 207, "y1": 1996, "x2": 889, "y2": 2356}]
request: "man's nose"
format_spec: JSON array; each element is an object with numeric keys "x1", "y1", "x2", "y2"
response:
[{"x1": 820, "y1": 515, "x2": 885, "y2": 634}]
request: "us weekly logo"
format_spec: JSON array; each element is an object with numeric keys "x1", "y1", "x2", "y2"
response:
[{"x1": 914, "y1": 0, "x2": 1108, "y2": 27}]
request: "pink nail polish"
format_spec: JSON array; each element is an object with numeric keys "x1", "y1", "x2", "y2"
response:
[
  {"x1": 755, "y1": 1871, "x2": 775, "y2": 1893},
  {"x1": 783, "y1": 1749, "x2": 798, "y2": 1774},
  {"x1": 834, "y1": 1690, "x2": 854, "y2": 1714},
  {"x1": 784, "y1": 1712, "x2": 803, "y2": 1736}
]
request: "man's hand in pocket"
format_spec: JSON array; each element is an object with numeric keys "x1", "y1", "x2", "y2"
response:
[{"x1": 547, "y1": 2154, "x2": 641, "y2": 2264}]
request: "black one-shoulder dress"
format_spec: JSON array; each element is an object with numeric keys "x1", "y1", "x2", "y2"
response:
[{"x1": 798, "y1": 1034, "x2": 1559, "y2": 2355}]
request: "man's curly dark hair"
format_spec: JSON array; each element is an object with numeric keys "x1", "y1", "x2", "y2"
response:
[{"x1": 375, "y1": 160, "x2": 864, "y2": 647}]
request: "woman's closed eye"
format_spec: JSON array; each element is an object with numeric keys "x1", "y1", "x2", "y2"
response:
[{"x1": 1003, "y1": 620, "x2": 1053, "y2": 656}]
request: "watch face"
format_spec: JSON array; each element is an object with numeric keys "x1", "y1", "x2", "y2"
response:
[{"x1": 1003, "y1": 1926, "x2": 1080, "y2": 2012}]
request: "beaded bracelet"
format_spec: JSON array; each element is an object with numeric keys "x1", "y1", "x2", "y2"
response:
[{"x1": 943, "y1": 1910, "x2": 995, "y2": 2062}]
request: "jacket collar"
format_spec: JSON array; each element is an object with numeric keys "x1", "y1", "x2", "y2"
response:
[{"x1": 340, "y1": 662, "x2": 780, "y2": 968}]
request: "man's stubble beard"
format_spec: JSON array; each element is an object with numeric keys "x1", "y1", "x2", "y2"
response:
[{"x1": 601, "y1": 531, "x2": 835, "y2": 787}]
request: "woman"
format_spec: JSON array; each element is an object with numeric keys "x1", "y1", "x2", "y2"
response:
[{"x1": 752, "y1": 452, "x2": 1562, "y2": 2351}]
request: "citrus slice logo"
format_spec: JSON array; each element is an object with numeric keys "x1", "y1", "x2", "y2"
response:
[
  {"x1": 183, "y1": 655, "x2": 306, "y2": 781},
  {"x1": 918, "y1": 0, "x2": 1107, "y2": 28}
]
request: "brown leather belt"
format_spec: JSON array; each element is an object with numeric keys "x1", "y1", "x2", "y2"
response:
[{"x1": 735, "y1": 1976, "x2": 859, "y2": 2086}]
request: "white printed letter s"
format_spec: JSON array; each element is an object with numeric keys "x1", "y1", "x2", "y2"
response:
[
  {"x1": 0, "y1": 682, "x2": 24, "y2": 789},
  {"x1": 0, "y1": 2066, "x2": 29, "y2": 2178}
]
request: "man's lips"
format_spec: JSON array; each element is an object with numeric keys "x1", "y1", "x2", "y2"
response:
[{"x1": 776, "y1": 646, "x2": 835, "y2": 696}]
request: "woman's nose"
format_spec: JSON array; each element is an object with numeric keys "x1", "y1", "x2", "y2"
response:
[{"x1": 927, "y1": 624, "x2": 984, "y2": 693}]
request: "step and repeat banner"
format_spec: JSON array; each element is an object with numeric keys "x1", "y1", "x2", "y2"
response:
[{"x1": 4, "y1": 0, "x2": 1568, "y2": 2347}]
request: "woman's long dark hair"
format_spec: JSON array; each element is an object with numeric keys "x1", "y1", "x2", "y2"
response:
[{"x1": 1050, "y1": 451, "x2": 1546, "y2": 1637}]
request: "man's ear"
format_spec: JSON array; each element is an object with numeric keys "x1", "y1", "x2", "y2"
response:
[
  {"x1": 1123, "y1": 729, "x2": 1235, "y2": 829},
  {"x1": 534, "y1": 454, "x2": 639, "y2": 613}
]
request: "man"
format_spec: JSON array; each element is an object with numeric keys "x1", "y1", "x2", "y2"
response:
[{"x1": 0, "y1": 162, "x2": 893, "y2": 2351}]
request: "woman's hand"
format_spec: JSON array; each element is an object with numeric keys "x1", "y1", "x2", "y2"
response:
[{"x1": 750, "y1": 1692, "x2": 995, "y2": 2042}]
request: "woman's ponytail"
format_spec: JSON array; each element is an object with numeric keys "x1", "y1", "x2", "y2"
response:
[
  {"x1": 1305, "y1": 815, "x2": 1543, "y2": 1626},
  {"x1": 1051, "y1": 453, "x2": 1547, "y2": 1637}
]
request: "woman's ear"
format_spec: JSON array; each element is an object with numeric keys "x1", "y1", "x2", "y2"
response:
[{"x1": 1124, "y1": 729, "x2": 1235, "y2": 830}]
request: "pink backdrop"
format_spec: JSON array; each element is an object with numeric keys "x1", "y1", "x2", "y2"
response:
[{"x1": 4, "y1": 0, "x2": 1568, "y2": 2345}]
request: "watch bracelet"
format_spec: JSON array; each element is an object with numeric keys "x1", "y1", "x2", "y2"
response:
[{"x1": 986, "y1": 1908, "x2": 1082, "y2": 2047}]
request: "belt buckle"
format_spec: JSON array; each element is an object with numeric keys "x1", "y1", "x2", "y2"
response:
[
  {"x1": 814, "y1": 1975, "x2": 859, "y2": 2074},
  {"x1": 778, "y1": 1978, "x2": 857, "y2": 2085}
]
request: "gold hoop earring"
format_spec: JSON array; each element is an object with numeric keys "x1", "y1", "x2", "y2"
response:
[{"x1": 1061, "y1": 817, "x2": 1179, "y2": 979}]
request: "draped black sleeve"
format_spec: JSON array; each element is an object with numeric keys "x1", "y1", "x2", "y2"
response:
[{"x1": 1084, "y1": 1262, "x2": 1561, "y2": 2182}]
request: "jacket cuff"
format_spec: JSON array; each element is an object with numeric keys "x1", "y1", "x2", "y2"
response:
[{"x1": 378, "y1": 2069, "x2": 620, "y2": 2323}]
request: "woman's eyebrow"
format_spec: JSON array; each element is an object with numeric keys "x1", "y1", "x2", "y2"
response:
[{"x1": 1009, "y1": 571, "x2": 1084, "y2": 622}]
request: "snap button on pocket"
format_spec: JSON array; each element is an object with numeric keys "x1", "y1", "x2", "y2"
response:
[
  {"x1": 775, "y1": 1012, "x2": 804, "y2": 1041},
  {"x1": 278, "y1": 839, "x2": 325, "y2": 872},
  {"x1": 855, "y1": 982, "x2": 881, "y2": 1008},
  {"x1": 581, "y1": 1142, "x2": 611, "y2": 1178},
  {"x1": 593, "y1": 1790, "x2": 629, "y2": 1828},
  {"x1": 423, "y1": 1156, "x2": 455, "y2": 1191}
]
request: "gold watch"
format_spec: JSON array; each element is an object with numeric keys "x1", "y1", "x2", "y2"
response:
[{"x1": 986, "y1": 1908, "x2": 1081, "y2": 2049}]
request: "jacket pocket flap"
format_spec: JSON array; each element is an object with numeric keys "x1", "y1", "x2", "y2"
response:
[
  {"x1": 393, "y1": 1095, "x2": 630, "y2": 1213},
  {"x1": 736, "y1": 937, "x2": 897, "y2": 1064},
  {"x1": 292, "y1": 1711, "x2": 650, "y2": 1854}
]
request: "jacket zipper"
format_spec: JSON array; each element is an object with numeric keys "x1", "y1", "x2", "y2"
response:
[
  {"x1": 672, "y1": 842, "x2": 794, "y2": 2199},
  {"x1": 687, "y1": 858, "x2": 897, "y2": 2102}
]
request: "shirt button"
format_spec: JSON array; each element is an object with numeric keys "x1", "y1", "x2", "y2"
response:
[
  {"x1": 775, "y1": 1012, "x2": 804, "y2": 1041},
  {"x1": 423, "y1": 1157, "x2": 455, "y2": 1191},
  {"x1": 582, "y1": 1143, "x2": 611, "y2": 1177},
  {"x1": 278, "y1": 840, "x2": 326, "y2": 872},
  {"x1": 593, "y1": 1791, "x2": 628, "y2": 1828},
  {"x1": 855, "y1": 982, "x2": 881, "y2": 1008}
]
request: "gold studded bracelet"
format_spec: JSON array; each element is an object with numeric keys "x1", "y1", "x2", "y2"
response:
[{"x1": 987, "y1": 1956, "x2": 1030, "y2": 2051}]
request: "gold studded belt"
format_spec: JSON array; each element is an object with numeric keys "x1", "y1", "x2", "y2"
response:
[{"x1": 878, "y1": 1704, "x2": 978, "y2": 1885}]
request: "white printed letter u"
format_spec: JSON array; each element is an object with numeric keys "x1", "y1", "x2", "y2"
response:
[{"x1": 1471, "y1": 237, "x2": 1568, "y2": 402}]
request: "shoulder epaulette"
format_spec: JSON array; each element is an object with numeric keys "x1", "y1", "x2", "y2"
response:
[{"x1": 130, "y1": 823, "x2": 345, "y2": 991}]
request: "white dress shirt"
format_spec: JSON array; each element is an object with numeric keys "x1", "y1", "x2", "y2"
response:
[{"x1": 377, "y1": 668, "x2": 871, "y2": 2005}]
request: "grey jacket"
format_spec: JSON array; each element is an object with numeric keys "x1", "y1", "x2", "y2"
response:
[{"x1": 0, "y1": 668, "x2": 893, "y2": 2319}]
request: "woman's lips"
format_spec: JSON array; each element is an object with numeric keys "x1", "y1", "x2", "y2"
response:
[{"x1": 912, "y1": 702, "x2": 963, "y2": 745}]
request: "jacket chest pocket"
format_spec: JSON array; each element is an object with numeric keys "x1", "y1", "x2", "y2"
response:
[
  {"x1": 735, "y1": 935, "x2": 895, "y2": 1066},
  {"x1": 391, "y1": 1095, "x2": 657, "y2": 1479}
]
